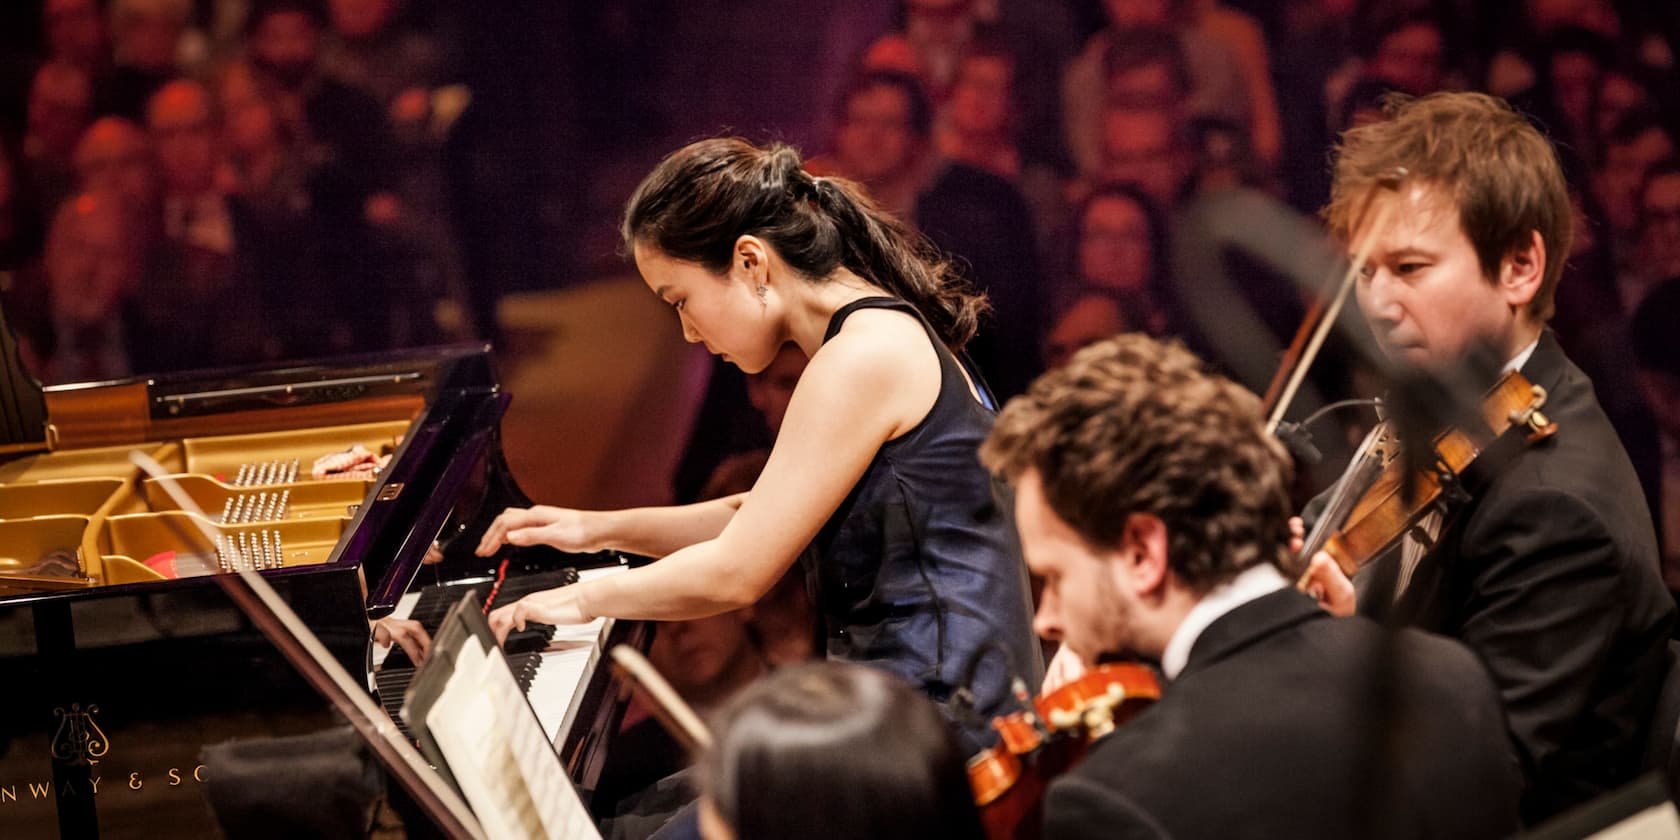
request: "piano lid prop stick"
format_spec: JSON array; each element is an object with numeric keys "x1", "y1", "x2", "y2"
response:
[
  {"x1": 129, "y1": 450, "x2": 488, "y2": 840},
  {"x1": 609, "y1": 644, "x2": 713, "y2": 752}
]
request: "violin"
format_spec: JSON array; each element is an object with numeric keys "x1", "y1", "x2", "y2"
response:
[
  {"x1": 966, "y1": 663, "x2": 1160, "y2": 840},
  {"x1": 1258, "y1": 168, "x2": 1560, "y2": 584},
  {"x1": 1297, "y1": 368, "x2": 1557, "y2": 578}
]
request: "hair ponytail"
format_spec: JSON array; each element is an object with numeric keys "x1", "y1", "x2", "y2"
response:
[{"x1": 622, "y1": 137, "x2": 988, "y2": 350}]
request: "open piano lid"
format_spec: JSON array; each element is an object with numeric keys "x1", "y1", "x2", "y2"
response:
[{"x1": 0, "y1": 295, "x2": 48, "y2": 456}]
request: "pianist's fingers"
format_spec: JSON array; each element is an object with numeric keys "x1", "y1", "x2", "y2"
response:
[
  {"x1": 477, "y1": 507, "x2": 533, "y2": 556},
  {"x1": 488, "y1": 602, "x2": 518, "y2": 646},
  {"x1": 374, "y1": 617, "x2": 432, "y2": 665},
  {"x1": 1288, "y1": 516, "x2": 1305, "y2": 555}
]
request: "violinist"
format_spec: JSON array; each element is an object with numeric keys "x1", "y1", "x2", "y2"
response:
[
  {"x1": 1302, "y1": 91, "x2": 1675, "y2": 823},
  {"x1": 980, "y1": 334, "x2": 1520, "y2": 839}
]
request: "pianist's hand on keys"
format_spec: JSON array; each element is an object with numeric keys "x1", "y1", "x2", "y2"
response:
[
  {"x1": 488, "y1": 583, "x2": 590, "y2": 646},
  {"x1": 476, "y1": 505, "x2": 603, "y2": 557}
]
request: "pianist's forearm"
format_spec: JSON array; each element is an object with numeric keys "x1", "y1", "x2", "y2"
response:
[
  {"x1": 591, "y1": 492, "x2": 747, "y2": 558},
  {"x1": 578, "y1": 536, "x2": 769, "y2": 622}
]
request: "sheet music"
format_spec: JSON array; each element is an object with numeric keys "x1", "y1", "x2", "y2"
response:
[{"x1": 426, "y1": 631, "x2": 602, "y2": 840}]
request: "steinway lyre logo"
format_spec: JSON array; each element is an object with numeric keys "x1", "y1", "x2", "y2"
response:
[{"x1": 51, "y1": 704, "x2": 109, "y2": 766}]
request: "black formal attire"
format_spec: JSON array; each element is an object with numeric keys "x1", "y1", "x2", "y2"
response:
[
  {"x1": 1354, "y1": 330, "x2": 1675, "y2": 823},
  {"x1": 1045, "y1": 588, "x2": 1523, "y2": 840},
  {"x1": 801, "y1": 297, "x2": 1042, "y2": 754}
]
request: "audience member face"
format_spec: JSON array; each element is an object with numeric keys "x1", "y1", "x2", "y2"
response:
[
  {"x1": 27, "y1": 64, "x2": 93, "y2": 156},
  {"x1": 329, "y1": 0, "x2": 397, "y2": 40},
  {"x1": 147, "y1": 82, "x2": 219, "y2": 196},
  {"x1": 1014, "y1": 469, "x2": 1138, "y2": 663},
  {"x1": 1103, "y1": 0, "x2": 1172, "y2": 29},
  {"x1": 44, "y1": 0, "x2": 106, "y2": 70},
  {"x1": 46, "y1": 193, "x2": 143, "y2": 328},
  {"x1": 948, "y1": 54, "x2": 1012, "y2": 138},
  {"x1": 1044, "y1": 294, "x2": 1129, "y2": 369},
  {"x1": 75, "y1": 117, "x2": 157, "y2": 208},
  {"x1": 1599, "y1": 127, "x2": 1676, "y2": 234},
  {"x1": 1106, "y1": 60, "x2": 1184, "y2": 110},
  {"x1": 1640, "y1": 172, "x2": 1680, "y2": 280},
  {"x1": 114, "y1": 6, "x2": 183, "y2": 72},
  {"x1": 1595, "y1": 73, "x2": 1649, "y2": 141},
  {"x1": 649, "y1": 612, "x2": 760, "y2": 705},
  {"x1": 1549, "y1": 50, "x2": 1600, "y2": 132},
  {"x1": 1100, "y1": 108, "x2": 1184, "y2": 207},
  {"x1": 1078, "y1": 194, "x2": 1154, "y2": 293},
  {"x1": 1525, "y1": 0, "x2": 1617, "y2": 36},
  {"x1": 1369, "y1": 22, "x2": 1445, "y2": 95},
  {"x1": 835, "y1": 84, "x2": 921, "y2": 187},
  {"x1": 904, "y1": 0, "x2": 974, "y2": 47},
  {"x1": 250, "y1": 11, "x2": 322, "y2": 89},
  {"x1": 746, "y1": 344, "x2": 808, "y2": 436}
]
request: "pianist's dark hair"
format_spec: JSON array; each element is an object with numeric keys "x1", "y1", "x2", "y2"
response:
[
  {"x1": 700, "y1": 661, "x2": 985, "y2": 840},
  {"x1": 622, "y1": 137, "x2": 987, "y2": 350}
]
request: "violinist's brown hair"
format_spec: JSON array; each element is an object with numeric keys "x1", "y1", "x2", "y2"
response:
[
  {"x1": 1324, "y1": 91, "x2": 1572, "y2": 321},
  {"x1": 980, "y1": 334, "x2": 1295, "y2": 592}
]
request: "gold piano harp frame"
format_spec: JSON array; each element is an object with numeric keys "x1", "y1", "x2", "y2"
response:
[{"x1": 131, "y1": 450, "x2": 489, "y2": 840}]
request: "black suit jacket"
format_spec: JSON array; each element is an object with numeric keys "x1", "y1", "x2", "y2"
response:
[
  {"x1": 1044, "y1": 589, "x2": 1523, "y2": 839},
  {"x1": 1355, "y1": 331, "x2": 1675, "y2": 823}
]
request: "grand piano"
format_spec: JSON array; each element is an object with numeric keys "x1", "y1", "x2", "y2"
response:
[{"x1": 0, "y1": 302, "x2": 648, "y2": 839}]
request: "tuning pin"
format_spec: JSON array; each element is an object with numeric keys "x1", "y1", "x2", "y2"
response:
[
  {"x1": 219, "y1": 496, "x2": 234, "y2": 524},
  {"x1": 288, "y1": 458, "x2": 299, "y2": 483},
  {"x1": 276, "y1": 489, "x2": 290, "y2": 520},
  {"x1": 234, "y1": 464, "x2": 250, "y2": 487}
]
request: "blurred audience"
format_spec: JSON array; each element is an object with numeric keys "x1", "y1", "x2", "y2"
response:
[
  {"x1": 40, "y1": 190, "x2": 147, "y2": 383},
  {"x1": 103, "y1": 0, "x2": 193, "y2": 120},
  {"x1": 73, "y1": 115, "x2": 157, "y2": 210},
  {"x1": 1629, "y1": 160, "x2": 1680, "y2": 311},
  {"x1": 135, "y1": 78, "x2": 271, "y2": 371},
  {"x1": 22, "y1": 61, "x2": 93, "y2": 212},
  {"x1": 1631, "y1": 278, "x2": 1680, "y2": 589},
  {"x1": 824, "y1": 69, "x2": 1042, "y2": 400},
  {"x1": 1062, "y1": 0, "x2": 1251, "y2": 180}
]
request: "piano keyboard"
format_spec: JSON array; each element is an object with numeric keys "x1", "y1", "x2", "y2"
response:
[{"x1": 374, "y1": 564, "x2": 627, "y2": 744}]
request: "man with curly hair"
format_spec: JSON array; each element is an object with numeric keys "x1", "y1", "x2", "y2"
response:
[{"x1": 980, "y1": 333, "x2": 1520, "y2": 839}]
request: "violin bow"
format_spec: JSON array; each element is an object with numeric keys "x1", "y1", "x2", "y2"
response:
[
  {"x1": 609, "y1": 644, "x2": 713, "y2": 752},
  {"x1": 1263, "y1": 169, "x2": 1407, "y2": 436}
]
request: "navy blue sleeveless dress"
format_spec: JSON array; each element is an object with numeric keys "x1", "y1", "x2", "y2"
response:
[{"x1": 799, "y1": 297, "x2": 1043, "y2": 753}]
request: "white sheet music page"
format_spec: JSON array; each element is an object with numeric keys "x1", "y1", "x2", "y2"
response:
[{"x1": 427, "y1": 638, "x2": 603, "y2": 840}]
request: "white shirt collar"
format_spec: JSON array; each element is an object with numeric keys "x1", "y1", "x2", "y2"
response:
[
  {"x1": 1159, "y1": 563, "x2": 1289, "y2": 680},
  {"x1": 1503, "y1": 336, "x2": 1540, "y2": 376}
]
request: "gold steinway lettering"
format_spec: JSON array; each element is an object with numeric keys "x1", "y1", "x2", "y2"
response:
[
  {"x1": 28, "y1": 782, "x2": 49, "y2": 799},
  {"x1": 192, "y1": 764, "x2": 205, "y2": 782},
  {"x1": 1, "y1": 785, "x2": 15, "y2": 803},
  {"x1": 167, "y1": 768, "x2": 181, "y2": 786},
  {"x1": 89, "y1": 776, "x2": 99, "y2": 794}
]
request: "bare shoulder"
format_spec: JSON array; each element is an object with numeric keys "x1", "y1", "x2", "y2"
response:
[
  {"x1": 808, "y1": 306, "x2": 934, "y2": 382},
  {"x1": 801, "y1": 306, "x2": 940, "y2": 435}
]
